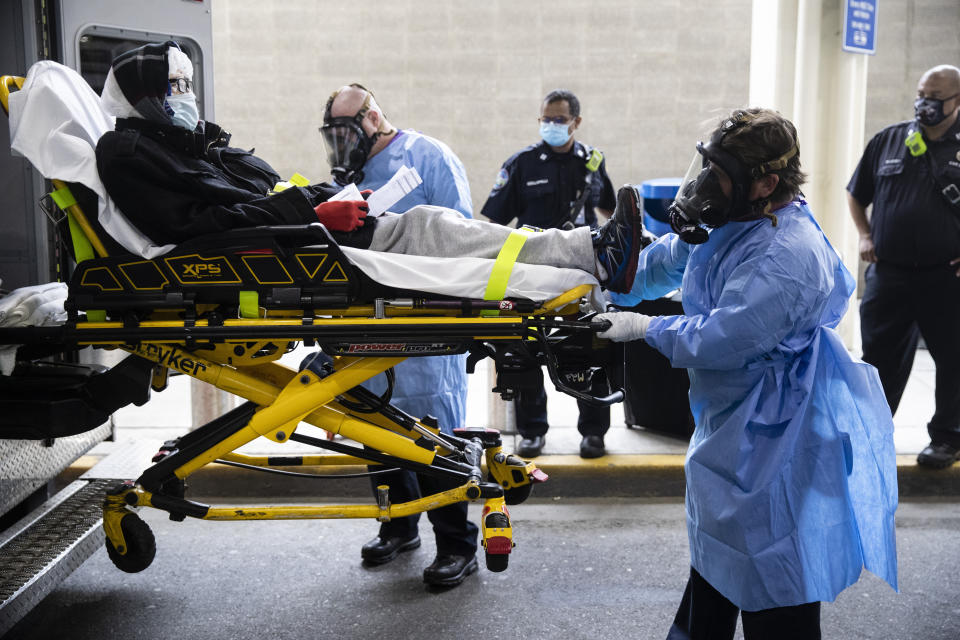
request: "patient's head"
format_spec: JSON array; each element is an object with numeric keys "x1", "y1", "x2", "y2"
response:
[{"x1": 101, "y1": 41, "x2": 199, "y2": 131}]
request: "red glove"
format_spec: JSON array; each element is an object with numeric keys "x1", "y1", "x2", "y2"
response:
[
  {"x1": 360, "y1": 189, "x2": 373, "y2": 200},
  {"x1": 313, "y1": 200, "x2": 369, "y2": 232}
]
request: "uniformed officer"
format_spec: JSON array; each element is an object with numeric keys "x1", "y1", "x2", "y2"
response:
[
  {"x1": 847, "y1": 64, "x2": 960, "y2": 469},
  {"x1": 481, "y1": 89, "x2": 617, "y2": 459}
]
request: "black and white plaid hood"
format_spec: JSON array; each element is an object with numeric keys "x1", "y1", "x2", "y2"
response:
[{"x1": 100, "y1": 40, "x2": 189, "y2": 125}]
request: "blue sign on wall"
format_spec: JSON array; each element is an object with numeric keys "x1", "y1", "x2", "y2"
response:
[{"x1": 843, "y1": 0, "x2": 877, "y2": 55}]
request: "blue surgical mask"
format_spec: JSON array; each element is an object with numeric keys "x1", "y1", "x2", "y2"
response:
[
  {"x1": 166, "y1": 93, "x2": 200, "y2": 131},
  {"x1": 540, "y1": 121, "x2": 572, "y2": 147}
]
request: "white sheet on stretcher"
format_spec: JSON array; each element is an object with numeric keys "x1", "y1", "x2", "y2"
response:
[
  {"x1": 8, "y1": 60, "x2": 176, "y2": 258},
  {"x1": 7, "y1": 61, "x2": 601, "y2": 305}
]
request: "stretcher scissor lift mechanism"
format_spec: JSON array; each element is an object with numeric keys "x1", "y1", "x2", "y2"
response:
[{"x1": 0, "y1": 73, "x2": 621, "y2": 575}]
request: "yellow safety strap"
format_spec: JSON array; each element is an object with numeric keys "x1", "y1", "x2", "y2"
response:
[
  {"x1": 50, "y1": 185, "x2": 77, "y2": 210},
  {"x1": 238, "y1": 291, "x2": 260, "y2": 318},
  {"x1": 271, "y1": 173, "x2": 310, "y2": 193},
  {"x1": 481, "y1": 226, "x2": 539, "y2": 317},
  {"x1": 50, "y1": 186, "x2": 96, "y2": 263}
]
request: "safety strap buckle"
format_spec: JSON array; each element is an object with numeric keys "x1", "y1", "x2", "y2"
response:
[{"x1": 942, "y1": 183, "x2": 960, "y2": 205}]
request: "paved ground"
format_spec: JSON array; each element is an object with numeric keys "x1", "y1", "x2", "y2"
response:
[{"x1": 5, "y1": 498, "x2": 960, "y2": 640}]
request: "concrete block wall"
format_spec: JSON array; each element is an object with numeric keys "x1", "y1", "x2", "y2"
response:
[
  {"x1": 211, "y1": 0, "x2": 959, "y2": 218},
  {"x1": 211, "y1": 0, "x2": 752, "y2": 217},
  {"x1": 864, "y1": 0, "x2": 960, "y2": 141}
]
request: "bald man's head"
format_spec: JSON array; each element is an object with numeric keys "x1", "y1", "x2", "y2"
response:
[
  {"x1": 919, "y1": 65, "x2": 960, "y2": 91},
  {"x1": 915, "y1": 65, "x2": 960, "y2": 130},
  {"x1": 320, "y1": 83, "x2": 398, "y2": 183},
  {"x1": 329, "y1": 85, "x2": 370, "y2": 119}
]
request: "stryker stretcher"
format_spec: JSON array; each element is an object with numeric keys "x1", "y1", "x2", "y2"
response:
[{"x1": 0, "y1": 65, "x2": 621, "y2": 575}]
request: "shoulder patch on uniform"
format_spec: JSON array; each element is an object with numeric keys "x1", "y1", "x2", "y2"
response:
[{"x1": 492, "y1": 168, "x2": 509, "y2": 191}]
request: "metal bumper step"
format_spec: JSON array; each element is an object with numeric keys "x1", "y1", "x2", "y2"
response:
[{"x1": 0, "y1": 478, "x2": 114, "y2": 636}]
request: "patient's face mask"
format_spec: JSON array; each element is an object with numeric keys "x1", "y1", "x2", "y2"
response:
[
  {"x1": 914, "y1": 94, "x2": 958, "y2": 127},
  {"x1": 166, "y1": 92, "x2": 200, "y2": 131}
]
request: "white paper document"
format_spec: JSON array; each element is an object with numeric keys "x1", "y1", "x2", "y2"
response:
[{"x1": 331, "y1": 166, "x2": 422, "y2": 217}]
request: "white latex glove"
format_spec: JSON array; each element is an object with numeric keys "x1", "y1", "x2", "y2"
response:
[{"x1": 594, "y1": 311, "x2": 651, "y2": 342}]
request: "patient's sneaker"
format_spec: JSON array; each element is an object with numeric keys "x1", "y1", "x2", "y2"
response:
[{"x1": 594, "y1": 185, "x2": 646, "y2": 294}]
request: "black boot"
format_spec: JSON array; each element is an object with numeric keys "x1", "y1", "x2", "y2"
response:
[
  {"x1": 423, "y1": 554, "x2": 478, "y2": 587},
  {"x1": 360, "y1": 533, "x2": 421, "y2": 565}
]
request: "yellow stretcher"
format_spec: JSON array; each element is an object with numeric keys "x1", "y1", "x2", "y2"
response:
[{"x1": 0, "y1": 74, "x2": 620, "y2": 575}]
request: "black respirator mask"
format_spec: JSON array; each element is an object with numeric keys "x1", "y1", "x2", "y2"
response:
[
  {"x1": 319, "y1": 89, "x2": 382, "y2": 185},
  {"x1": 667, "y1": 115, "x2": 797, "y2": 244}
]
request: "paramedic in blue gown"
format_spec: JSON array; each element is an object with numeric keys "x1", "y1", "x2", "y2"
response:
[
  {"x1": 596, "y1": 108, "x2": 898, "y2": 639},
  {"x1": 318, "y1": 83, "x2": 478, "y2": 588}
]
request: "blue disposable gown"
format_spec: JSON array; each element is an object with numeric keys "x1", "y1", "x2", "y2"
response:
[
  {"x1": 629, "y1": 201, "x2": 898, "y2": 610},
  {"x1": 356, "y1": 130, "x2": 473, "y2": 433}
]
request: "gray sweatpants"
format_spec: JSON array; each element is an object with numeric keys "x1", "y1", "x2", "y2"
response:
[{"x1": 368, "y1": 206, "x2": 595, "y2": 272}]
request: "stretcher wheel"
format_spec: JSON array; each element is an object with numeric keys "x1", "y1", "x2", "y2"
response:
[
  {"x1": 503, "y1": 482, "x2": 533, "y2": 506},
  {"x1": 105, "y1": 513, "x2": 156, "y2": 573},
  {"x1": 487, "y1": 473, "x2": 534, "y2": 505},
  {"x1": 485, "y1": 551, "x2": 509, "y2": 573}
]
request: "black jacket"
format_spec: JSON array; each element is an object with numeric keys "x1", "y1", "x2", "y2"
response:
[
  {"x1": 480, "y1": 140, "x2": 615, "y2": 230},
  {"x1": 96, "y1": 118, "x2": 339, "y2": 246}
]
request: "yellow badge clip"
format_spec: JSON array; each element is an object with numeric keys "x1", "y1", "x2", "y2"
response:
[
  {"x1": 905, "y1": 130, "x2": 927, "y2": 157},
  {"x1": 585, "y1": 149, "x2": 603, "y2": 172}
]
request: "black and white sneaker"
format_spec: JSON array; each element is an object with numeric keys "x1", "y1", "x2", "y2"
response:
[{"x1": 594, "y1": 185, "x2": 646, "y2": 293}]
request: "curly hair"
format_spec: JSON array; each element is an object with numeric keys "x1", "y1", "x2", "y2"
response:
[{"x1": 716, "y1": 107, "x2": 807, "y2": 203}]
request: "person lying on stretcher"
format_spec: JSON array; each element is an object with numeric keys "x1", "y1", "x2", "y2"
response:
[{"x1": 96, "y1": 42, "x2": 648, "y2": 295}]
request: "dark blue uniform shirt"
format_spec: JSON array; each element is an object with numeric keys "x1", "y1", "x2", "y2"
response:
[
  {"x1": 481, "y1": 140, "x2": 616, "y2": 230},
  {"x1": 847, "y1": 117, "x2": 960, "y2": 267}
]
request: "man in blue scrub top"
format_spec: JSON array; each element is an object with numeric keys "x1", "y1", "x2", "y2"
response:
[
  {"x1": 319, "y1": 84, "x2": 478, "y2": 588},
  {"x1": 597, "y1": 108, "x2": 898, "y2": 639}
]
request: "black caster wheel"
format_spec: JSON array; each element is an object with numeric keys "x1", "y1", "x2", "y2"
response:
[
  {"x1": 503, "y1": 482, "x2": 533, "y2": 506},
  {"x1": 488, "y1": 473, "x2": 534, "y2": 506},
  {"x1": 485, "y1": 551, "x2": 509, "y2": 573},
  {"x1": 105, "y1": 513, "x2": 156, "y2": 573}
]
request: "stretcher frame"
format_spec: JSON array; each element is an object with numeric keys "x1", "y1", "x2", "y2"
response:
[{"x1": 0, "y1": 73, "x2": 620, "y2": 576}]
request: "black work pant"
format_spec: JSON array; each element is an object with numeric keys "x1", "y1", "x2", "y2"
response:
[
  {"x1": 367, "y1": 469, "x2": 478, "y2": 557},
  {"x1": 515, "y1": 344, "x2": 623, "y2": 439},
  {"x1": 515, "y1": 382, "x2": 610, "y2": 438},
  {"x1": 860, "y1": 262, "x2": 960, "y2": 447},
  {"x1": 666, "y1": 567, "x2": 821, "y2": 640}
]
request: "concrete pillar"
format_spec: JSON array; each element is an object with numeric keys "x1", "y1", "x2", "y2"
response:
[
  {"x1": 749, "y1": 0, "x2": 799, "y2": 117},
  {"x1": 749, "y1": 0, "x2": 870, "y2": 347},
  {"x1": 191, "y1": 379, "x2": 235, "y2": 430},
  {"x1": 485, "y1": 360, "x2": 512, "y2": 432}
]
